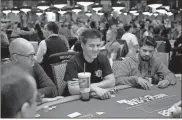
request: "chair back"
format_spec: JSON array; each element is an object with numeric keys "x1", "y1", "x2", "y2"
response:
[
  {"x1": 156, "y1": 41, "x2": 166, "y2": 52},
  {"x1": 48, "y1": 51, "x2": 78, "y2": 65},
  {"x1": 51, "y1": 62, "x2": 67, "y2": 96}
]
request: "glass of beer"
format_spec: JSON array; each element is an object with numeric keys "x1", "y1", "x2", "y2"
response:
[{"x1": 78, "y1": 72, "x2": 91, "y2": 101}]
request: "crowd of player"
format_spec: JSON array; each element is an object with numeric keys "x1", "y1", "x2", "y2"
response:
[{"x1": 1, "y1": 12, "x2": 182, "y2": 118}]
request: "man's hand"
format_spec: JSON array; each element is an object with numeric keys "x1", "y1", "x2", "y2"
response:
[
  {"x1": 169, "y1": 101, "x2": 181, "y2": 118},
  {"x1": 91, "y1": 85, "x2": 111, "y2": 100},
  {"x1": 157, "y1": 80, "x2": 170, "y2": 88},
  {"x1": 137, "y1": 77, "x2": 151, "y2": 90}
]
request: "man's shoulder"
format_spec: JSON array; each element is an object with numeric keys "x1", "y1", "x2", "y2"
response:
[{"x1": 68, "y1": 52, "x2": 82, "y2": 64}]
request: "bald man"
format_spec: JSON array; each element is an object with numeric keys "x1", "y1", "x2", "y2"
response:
[
  {"x1": 1, "y1": 62, "x2": 38, "y2": 118},
  {"x1": 8, "y1": 38, "x2": 57, "y2": 98}
]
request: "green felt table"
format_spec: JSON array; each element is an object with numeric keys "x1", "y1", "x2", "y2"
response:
[{"x1": 37, "y1": 80, "x2": 181, "y2": 118}]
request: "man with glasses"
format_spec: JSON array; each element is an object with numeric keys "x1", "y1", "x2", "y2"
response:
[
  {"x1": 64, "y1": 29, "x2": 116, "y2": 100},
  {"x1": 1, "y1": 62, "x2": 38, "y2": 118},
  {"x1": 8, "y1": 38, "x2": 57, "y2": 98}
]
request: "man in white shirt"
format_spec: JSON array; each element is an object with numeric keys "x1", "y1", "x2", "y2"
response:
[{"x1": 121, "y1": 24, "x2": 139, "y2": 56}]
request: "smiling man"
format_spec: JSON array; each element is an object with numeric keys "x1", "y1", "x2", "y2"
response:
[
  {"x1": 64, "y1": 29, "x2": 115, "y2": 99},
  {"x1": 115, "y1": 36, "x2": 177, "y2": 90}
]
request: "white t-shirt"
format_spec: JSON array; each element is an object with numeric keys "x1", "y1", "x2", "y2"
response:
[{"x1": 121, "y1": 32, "x2": 138, "y2": 50}]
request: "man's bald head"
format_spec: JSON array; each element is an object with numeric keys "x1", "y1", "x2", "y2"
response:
[
  {"x1": 9, "y1": 38, "x2": 35, "y2": 56},
  {"x1": 9, "y1": 38, "x2": 35, "y2": 66}
]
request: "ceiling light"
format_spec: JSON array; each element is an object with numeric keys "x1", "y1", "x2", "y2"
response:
[
  {"x1": 37, "y1": 1, "x2": 50, "y2": 11},
  {"x1": 72, "y1": 7, "x2": 82, "y2": 14},
  {"x1": 77, "y1": 1, "x2": 94, "y2": 11},
  {"x1": 58, "y1": 10, "x2": 66, "y2": 15},
  {"x1": 2, "y1": 7, "x2": 11, "y2": 14},
  {"x1": 86, "y1": 11, "x2": 92, "y2": 17},
  {"x1": 11, "y1": 6, "x2": 20, "y2": 14},
  {"x1": 54, "y1": 4, "x2": 67, "y2": 9},
  {"x1": 166, "y1": 11, "x2": 173, "y2": 16},
  {"x1": 20, "y1": 6, "x2": 31, "y2": 13}
]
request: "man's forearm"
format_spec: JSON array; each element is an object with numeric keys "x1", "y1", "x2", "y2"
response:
[
  {"x1": 38, "y1": 87, "x2": 57, "y2": 98},
  {"x1": 116, "y1": 76, "x2": 138, "y2": 86},
  {"x1": 91, "y1": 79, "x2": 115, "y2": 90}
]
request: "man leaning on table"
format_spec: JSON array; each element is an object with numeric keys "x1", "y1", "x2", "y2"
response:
[
  {"x1": 64, "y1": 29, "x2": 116, "y2": 100},
  {"x1": 115, "y1": 36, "x2": 177, "y2": 90}
]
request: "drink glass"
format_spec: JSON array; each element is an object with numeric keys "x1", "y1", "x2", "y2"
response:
[{"x1": 78, "y1": 72, "x2": 91, "y2": 101}]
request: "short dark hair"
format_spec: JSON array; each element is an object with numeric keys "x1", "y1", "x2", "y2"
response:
[
  {"x1": 139, "y1": 36, "x2": 157, "y2": 48},
  {"x1": 46, "y1": 21, "x2": 59, "y2": 34},
  {"x1": 79, "y1": 29, "x2": 102, "y2": 44},
  {"x1": 153, "y1": 27, "x2": 160, "y2": 34},
  {"x1": 1, "y1": 62, "x2": 35, "y2": 118},
  {"x1": 90, "y1": 21, "x2": 97, "y2": 29},
  {"x1": 124, "y1": 24, "x2": 132, "y2": 32}
]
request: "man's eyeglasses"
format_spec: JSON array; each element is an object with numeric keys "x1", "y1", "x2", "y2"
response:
[{"x1": 12, "y1": 53, "x2": 35, "y2": 60}]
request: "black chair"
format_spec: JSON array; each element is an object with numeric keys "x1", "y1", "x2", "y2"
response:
[
  {"x1": 1, "y1": 47, "x2": 10, "y2": 59},
  {"x1": 48, "y1": 51, "x2": 78, "y2": 64},
  {"x1": 51, "y1": 62, "x2": 67, "y2": 96},
  {"x1": 47, "y1": 52, "x2": 78, "y2": 82}
]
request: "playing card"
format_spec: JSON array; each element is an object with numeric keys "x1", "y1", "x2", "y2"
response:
[
  {"x1": 96, "y1": 112, "x2": 105, "y2": 115},
  {"x1": 158, "y1": 110, "x2": 171, "y2": 116},
  {"x1": 68, "y1": 112, "x2": 81, "y2": 118},
  {"x1": 117, "y1": 100, "x2": 127, "y2": 104}
]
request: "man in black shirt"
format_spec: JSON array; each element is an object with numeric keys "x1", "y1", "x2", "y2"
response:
[{"x1": 64, "y1": 29, "x2": 115, "y2": 100}]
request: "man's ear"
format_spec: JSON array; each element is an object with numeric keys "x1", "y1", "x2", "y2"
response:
[
  {"x1": 12, "y1": 54, "x2": 18, "y2": 62},
  {"x1": 81, "y1": 42, "x2": 84, "y2": 49},
  {"x1": 20, "y1": 102, "x2": 30, "y2": 118}
]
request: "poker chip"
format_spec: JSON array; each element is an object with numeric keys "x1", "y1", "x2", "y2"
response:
[
  {"x1": 43, "y1": 106, "x2": 49, "y2": 112},
  {"x1": 52, "y1": 106, "x2": 56, "y2": 109},
  {"x1": 35, "y1": 114, "x2": 40, "y2": 117}
]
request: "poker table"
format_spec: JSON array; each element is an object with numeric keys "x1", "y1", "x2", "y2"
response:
[{"x1": 37, "y1": 79, "x2": 181, "y2": 118}]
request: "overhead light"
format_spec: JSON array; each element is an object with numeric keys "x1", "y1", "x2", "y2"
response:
[
  {"x1": 36, "y1": 12, "x2": 43, "y2": 16},
  {"x1": 166, "y1": 11, "x2": 173, "y2": 16},
  {"x1": 143, "y1": 11, "x2": 149, "y2": 15},
  {"x1": 123, "y1": 12, "x2": 127, "y2": 15},
  {"x1": 37, "y1": 1, "x2": 50, "y2": 11},
  {"x1": 2, "y1": 7, "x2": 11, "y2": 14},
  {"x1": 112, "y1": 3, "x2": 125, "y2": 12},
  {"x1": 58, "y1": 10, "x2": 66, "y2": 15},
  {"x1": 11, "y1": 6, "x2": 20, "y2": 14},
  {"x1": 97, "y1": 11, "x2": 104, "y2": 16},
  {"x1": 92, "y1": 4, "x2": 102, "y2": 13},
  {"x1": 148, "y1": 13, "x2": 153, "y2": 16},
  {"x1": 147, "y1": 0, "x2": 162, "y2": 9},
  {"x1": 54, "y1": 4, "x2": 67, "y2": 9},
  {"x1": 153, "y1": 12, "x2": 158, "y2": 16},
  {"x1": 86, "y1": 11, "x2": 92, "y2": 17},
  {"x1": 77, "y1": 1, "x2": 94, "y2": 7},
  {"x1": 77, "y1": 1, "x2": 94, "y2": 11},
  {"x1": 156, "y1": 7, "x2": 167, "y2": 14},
  {"x1": 20, "y1": 6, "x2": 31, "y2": 13},
  {"x1": 163, "y1": 6, "x2": 170, "y2": 11},
  {"x1": 133, "y1": 12, "x2": 139, "y2": 16},
  {"x1": 72, "y1": 7, "x2": 82, "y2": 14},
  {"x1": 148, "y1": 4, "x2": 162, "y2": 9},
  {"x1": 129, "y1": 8, "x2": 137, "y2": 14}
]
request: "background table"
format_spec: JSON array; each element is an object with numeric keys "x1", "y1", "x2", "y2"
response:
[{"x1": 37, "y1": 80, "x2": 181, "y2": 118}]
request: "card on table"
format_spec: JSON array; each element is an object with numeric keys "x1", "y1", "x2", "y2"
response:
[
  {"x1": 67, "y1": 112, "x2": 81, "y2": 118},
  {"x1": 158, "y1": 110, "x2": 171, "y2": 116},
  {"x1": 117, "y1": 100, "x2": 127, "y2": 104}
]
